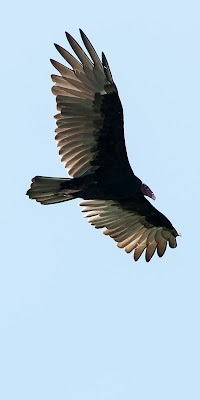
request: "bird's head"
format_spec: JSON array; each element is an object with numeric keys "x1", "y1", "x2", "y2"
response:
[{"x1": 141, "y1": 183, "x2": 156, "y2": 200}]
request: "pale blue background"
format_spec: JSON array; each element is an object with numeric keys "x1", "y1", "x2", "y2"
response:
[{"x1": 1, "y1": 1, "x2": 200, "y2": 399}]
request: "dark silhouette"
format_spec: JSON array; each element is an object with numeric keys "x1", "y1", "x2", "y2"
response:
[{"x1": 27, "y1": 30, "x2": 179, "y2": 261}]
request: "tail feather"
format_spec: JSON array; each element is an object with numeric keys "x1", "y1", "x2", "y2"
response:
[{"x1": 26, "y1": 176, "x2": 78, "y2": 205}]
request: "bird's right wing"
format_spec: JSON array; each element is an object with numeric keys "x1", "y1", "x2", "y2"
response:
[
  {"x1": 51, "y1": 30, "x2": 132, "y2": 178},
  {"x1": 80, "y1": 197, "x2": 179, "y2": 262}
]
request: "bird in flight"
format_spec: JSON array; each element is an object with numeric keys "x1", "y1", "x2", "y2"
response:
[{"x1": 27, "y1": 29, "x2": 179, "y2": 262}]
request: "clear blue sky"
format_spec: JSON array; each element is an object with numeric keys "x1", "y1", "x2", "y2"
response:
[{"x1": 1, "y1": 1, "x2": 200, "y2": 399}]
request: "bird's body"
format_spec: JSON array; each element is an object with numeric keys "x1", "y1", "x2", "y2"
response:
[
  {"x1": 59, "y1": 169, "x2": 141, "y2": 199},
  {"x1": 27, "y1": 30, "x2": 179, "y2": 261}
]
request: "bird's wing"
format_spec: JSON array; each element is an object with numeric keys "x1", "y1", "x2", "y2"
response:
[
  {"x1": 51, "y1": 30, "x2": 132, "y2": 178},
  {"x1": 80, "y1": 197, "x2": 179, "y2": 262}
]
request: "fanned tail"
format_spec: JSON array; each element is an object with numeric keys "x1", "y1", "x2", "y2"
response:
[{"x1": 26, "y1": 176, "x2": 79, "y2": 205}]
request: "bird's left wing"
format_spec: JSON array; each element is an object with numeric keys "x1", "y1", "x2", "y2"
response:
[
  {"x1": 80, "y1": 198, "x2": 179, "y2": 262},
  {"x1": 51, "y1": 30, "x2": 132, "y2": 178}
]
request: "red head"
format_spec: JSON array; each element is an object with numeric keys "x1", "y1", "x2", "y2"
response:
[{"x1": 141, "y1": 183, "x2": 156, "y2": 200}]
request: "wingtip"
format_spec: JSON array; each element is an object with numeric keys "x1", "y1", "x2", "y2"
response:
[
  {"x1": 102, "y1": 52, "x2": 106, "y2": 65},
  {"x1": 79, "y1": 29, "x2": 85, "y2": 39},
  {"x1": 50, "y1": 58, "x2": 55, "y2": 66},
  {"x1": 65, "y1": 31, "x2": 71, "y2": 41}
]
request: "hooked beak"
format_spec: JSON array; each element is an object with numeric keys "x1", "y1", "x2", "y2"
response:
[{"x1": 141, "y1": 183, "x2": 156, "y2": 200}]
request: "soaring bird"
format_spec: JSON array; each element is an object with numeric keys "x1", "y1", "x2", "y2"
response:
[{"x1": 27, "y1": 29, "x2": 179, "y2": 262}]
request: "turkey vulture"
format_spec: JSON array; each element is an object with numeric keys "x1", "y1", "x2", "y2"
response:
[{"x1": 27, "y1": 29, "x2": 179, "y2": 262}]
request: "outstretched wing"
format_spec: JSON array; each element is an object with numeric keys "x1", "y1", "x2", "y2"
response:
[
  {"x1": 51, "y1": 30, "x2": 132, "y2": 178},
  {"x1": 80, "y1": 197, "x2": 179, "y2": 262}
]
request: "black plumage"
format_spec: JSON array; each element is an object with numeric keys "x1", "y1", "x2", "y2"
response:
[{"x1": 27, "y1": 29, "x2": 179, "y2": 261}]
